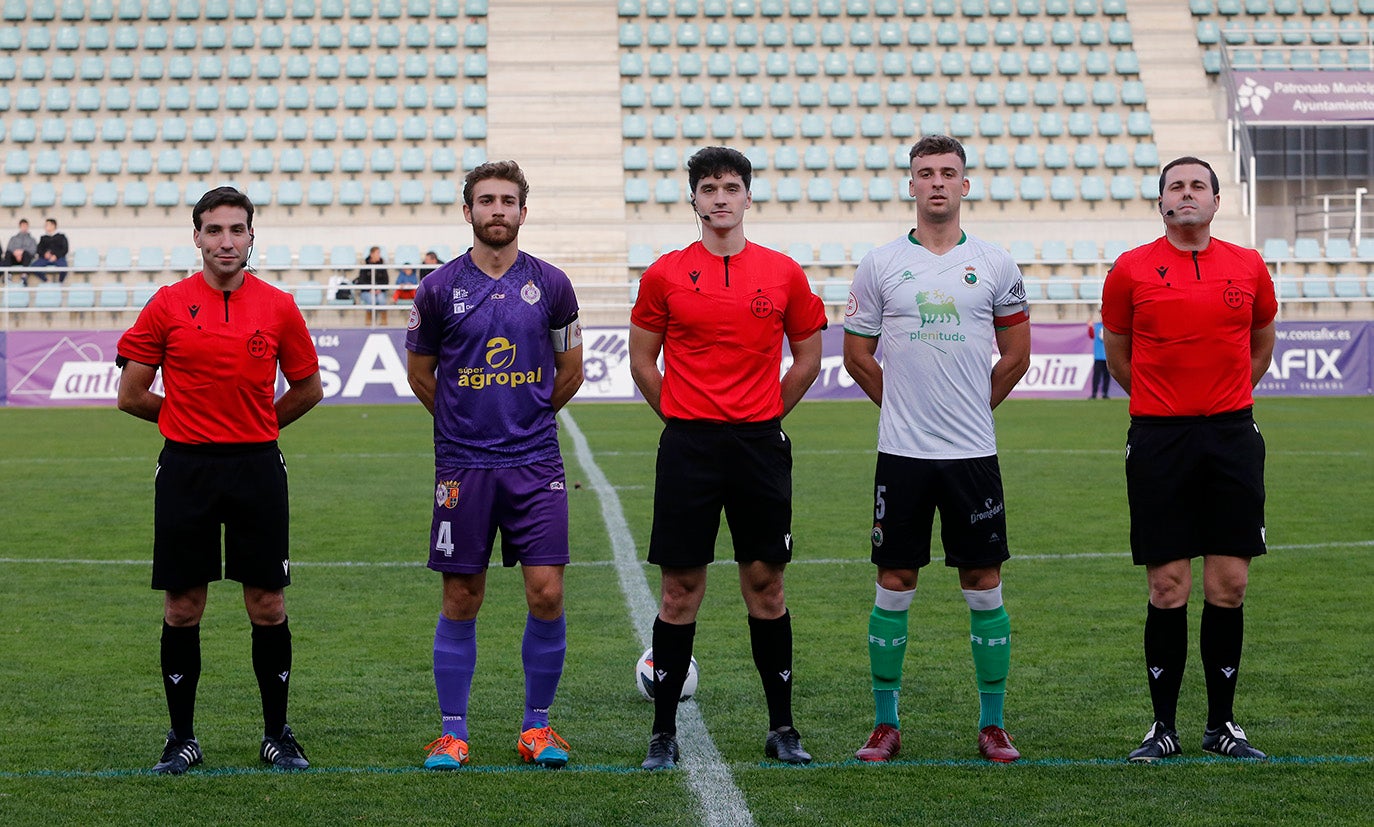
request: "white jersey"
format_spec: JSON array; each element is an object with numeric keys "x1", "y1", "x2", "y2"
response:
[{"x1": 845, "y1": 231, "x2": 1029, "y2": 459}]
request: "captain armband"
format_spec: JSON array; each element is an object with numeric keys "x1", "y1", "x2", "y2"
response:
[
  {"x1": 994, "y1": 302, "x2": 1031, "y2": 331},
  {"x1": 549, "y1": 316, "x2": 583, "y2": 353}
]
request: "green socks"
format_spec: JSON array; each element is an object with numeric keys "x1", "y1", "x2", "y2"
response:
[
  {"x1": 968, "y1": 601, "x2": 1011, "y2": 730},
  {"x1": 868, "y1": 583, "x2": 1011, "y2": 732},
  {"x1": 868, "y1": 585, "x2": 914, "y2": 729}
]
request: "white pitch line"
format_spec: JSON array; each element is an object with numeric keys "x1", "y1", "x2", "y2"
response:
[{"x1": 560, "y1": 410, "x2": 756, "y2": 827}]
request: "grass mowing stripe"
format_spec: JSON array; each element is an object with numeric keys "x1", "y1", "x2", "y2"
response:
[
  {"x1": 561, "y1": 409, "x2": 757, "y2": 827},
  {"x1": 4, "y1": 540, "x2": 1368, "y2": 570}
]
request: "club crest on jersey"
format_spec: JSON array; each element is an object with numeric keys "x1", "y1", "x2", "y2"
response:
[
  {"x1": 436, "y1": 480, "x2": 460, "y2": 508},
  {"x1": 407, "y1": 304, "x2": 421, "y2": 330},
  {"x1": 521, "y1": 280, "x2": 541, "y2": 305},
  {"x1": 452, "y1": 287, "x2": 470, "y2": 316},
  {"x1": 1223, "y1": 284, "x2": 1244, "y2": 308},
  {"x1": 750, "y1": 294, "x2": 774, "y2": 318},
  {"x1": 246, "y1": 332, "x2": 269, "y2": 358},
  {"x1": 962, "y1": 266, "x2": 979, "y2": 287}
]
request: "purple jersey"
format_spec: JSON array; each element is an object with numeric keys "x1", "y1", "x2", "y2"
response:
[{"x1": 406, "y1": 250, "x2": 580, "y2": 468}]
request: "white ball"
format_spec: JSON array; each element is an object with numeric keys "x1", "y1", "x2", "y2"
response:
[{"x1": 636, "y1": 646, "x2": 699, "y2": 702}]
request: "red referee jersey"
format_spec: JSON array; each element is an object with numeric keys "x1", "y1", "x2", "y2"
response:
[
  {"x1": 1102, "y1": 236, "x2": 1277, "y2": 417},
  {"x1": 117, "y1": 272, "x2": 319, "y2": 443},
  {"x1": 632, "y1": 241, "x2": 828, "y2": 422}
]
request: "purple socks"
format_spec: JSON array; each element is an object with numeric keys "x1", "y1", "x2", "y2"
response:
[
  {"x1": 433, "y1": 614, "x2": 476, "y2": 740},
  {"x1": 522, "y1": 613, "x2": 567, "y2": 730}
]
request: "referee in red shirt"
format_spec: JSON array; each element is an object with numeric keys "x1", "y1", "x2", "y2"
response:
[
  {"x1": 1102, "y1": 157, "x2": 1277, "y2": 762},
  {"x1": 630, "y1": 147, "x2": 828, "y2": 770},
  {"x1": 117, "y1": 187, "x2": 323, "y2": 774}
]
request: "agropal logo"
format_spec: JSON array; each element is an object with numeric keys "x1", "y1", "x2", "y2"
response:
[
  {"x1": 454, "y1": 336, "x2": 543, "y2": 390},
  {"x1": 486, "y1": 336, "x2": 518, "y2": 369}
]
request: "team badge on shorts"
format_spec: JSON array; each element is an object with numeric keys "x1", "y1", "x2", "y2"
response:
[
  {"x1": 871, "y1": 523, "x2": 884, "y2": 547},
  {"x1": 436, "y1": 480, "x2": 461, "y2": 508},
  {"x1": 521, "y1": 280, "x2": 541, "y2": 305}
]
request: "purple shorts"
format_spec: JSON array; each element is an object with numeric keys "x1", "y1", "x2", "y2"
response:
[{"x1": 428, "y1": 457, "x2": 570, "y2": 574}]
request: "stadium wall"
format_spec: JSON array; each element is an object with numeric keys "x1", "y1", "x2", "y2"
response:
[{"x1": 4, "y1": 320, "x2": 1369, "y2": 408}]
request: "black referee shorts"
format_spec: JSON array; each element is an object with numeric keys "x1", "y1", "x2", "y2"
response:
[
  {"x1": 152, "y1": 440, "x2": 292, "y2": 592},
  {"x1": 647, "y1": 419, "x2": 794, "y2": 568},
  {"x1": 1125, "y1": 408, "x2": 1267, "y2": 566}
]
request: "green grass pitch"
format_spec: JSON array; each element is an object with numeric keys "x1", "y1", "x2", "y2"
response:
[{"x1": 0, "y1": 397, "x2": 1370, "y2": 825}]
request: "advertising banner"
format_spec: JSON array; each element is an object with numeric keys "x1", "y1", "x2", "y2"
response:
[
  {"x1": 4, "y1": 322, "x2": 1368, "y2": 408},
  {"x1": 1231, "y1": 71, "x2": 1374, "y2": 123},
  {"x1": 1255, "y1": 321, "x2": 1372, "y2": 397}
]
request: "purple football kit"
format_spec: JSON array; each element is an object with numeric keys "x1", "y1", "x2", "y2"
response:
[{"x1": 405, "y1": 250, "x2": 580, "y2": 573}]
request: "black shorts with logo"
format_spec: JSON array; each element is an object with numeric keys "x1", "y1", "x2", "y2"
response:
[
  {"x1": 870, "y1": 453, "x2": 1011, "y2": 570},
  {"x1": 1126, "y1": 407, "x2": 1266, "y2": 565},
  {"x1": 152, "y1": 440, "x2": 292, "y2": 592},
  {"x1": 647, "y1": 419, "x2": 794, "y2": 568}
]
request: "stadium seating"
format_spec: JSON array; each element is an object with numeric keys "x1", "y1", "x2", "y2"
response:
[{"x1": 0, "y1": 0, "x2": 1364, "y2": 330}]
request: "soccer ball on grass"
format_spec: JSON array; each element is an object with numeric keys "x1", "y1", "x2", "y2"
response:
[{"x1": 635, "y1": 646, "x2": 699, "y2": 702}]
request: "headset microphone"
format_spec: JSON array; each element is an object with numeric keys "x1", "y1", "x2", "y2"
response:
[
  {"x1": 1164, "y1": 209, "x2": 1176, "y2": 216},
  {"x1": 690, "y1": 197, "x2": 710, "y2": 222}
]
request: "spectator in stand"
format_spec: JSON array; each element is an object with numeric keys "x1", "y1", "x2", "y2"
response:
[
  {"x1": 31, "y1": 218, "x2": 69, "y2": 283},
  {"x1": 2, "y1": 219, "x2": 37, "y2": 277},
  {"x1": 354, "y1": 245, "x2": 390, "y2": 324},
  {"x1": 393, "y1": 262, "x2": 419, "y2": 303},
  {"x1": 354, "y1": 246, "x2": 389, "y2": 305},
  {"x1": 421, "y1": 250, "x2": 444, "y2": 278}
]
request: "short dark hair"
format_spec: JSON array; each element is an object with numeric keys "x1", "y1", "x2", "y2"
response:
[
  {"x1": 1159, "y1": 156, "x2": 1220, "y2": 197},
  {"x1": 44, "y1": 217, "x2": 58, "y2": 228},
  {"x1": 687, "y1": 146, "x2": 752, "y2": 192},
  {"x1": 909, "y1": 134, "x2": 967, "y2": 167},
  {"x1": 463, "y1": 160, "x2": 530, "y2": 207},
  {"x1": 192, "y1": 186, "x2": 255, "y2": 230}
]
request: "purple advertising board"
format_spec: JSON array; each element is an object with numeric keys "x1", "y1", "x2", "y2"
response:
[
  {"x1": 1231, "y1": 71, "x2": 1374, "y2": 123},
  {"x1": 3, "y1": 322, "x2": 1369, "y2": 408},
  {"x1": 1255, "y1": 321, "x2": 1372, "y2": 397}
]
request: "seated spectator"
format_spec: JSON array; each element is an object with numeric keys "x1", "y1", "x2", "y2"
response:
[
  {"x1": 2, "y1": 219, "x2": 37, "y2": 276},
  {"x1": 421, "y1": 250, "x2": 444, "y2": 278},
  {"x1": 353, "y1": 246, "x2": 388, "y2": 306},
  {"x1": 392, "y1": 263, "x2": 418, "y2": 303},
  {"x1": 31, "y1": 218, "x2": 69, "y2": 283}
]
